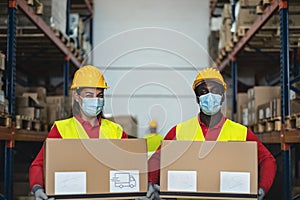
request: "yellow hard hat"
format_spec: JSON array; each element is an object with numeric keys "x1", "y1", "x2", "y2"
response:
[
  {"x1": 192, "y1": 67, "x2": 227, "y2": 90},
  {"x1": 70, "y1": 65, "x2": 109, "y2": 89},
  {"x1": 149, "y1": 120, "x2": 157, "y2": 128}
]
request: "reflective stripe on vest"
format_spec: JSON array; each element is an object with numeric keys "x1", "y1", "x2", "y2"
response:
[
  {"x1": 55, "y1": 117, "x2": 123, "y2": 139},
  {"x1": 176, "y1": 117, "x2": 247, "y2": 141}
]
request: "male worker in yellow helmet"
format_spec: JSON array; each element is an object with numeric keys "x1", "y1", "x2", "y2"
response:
[
  {"x1": 144, "y1": 120, "x2": 164, "y2": 159},
  {"x1": 145, "y1": 68, "x2": 276, "y2": 200},
  {"x1": 29, "y1": 65, "x2": 128, "y2": 200}
]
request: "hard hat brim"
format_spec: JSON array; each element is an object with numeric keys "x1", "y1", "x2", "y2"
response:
[
  {"x1": 193, "y1": 79, "x2": 225, "y2": 90},
  {"x1": 71, "y1": 86, "x2": 110, "y2": 90}
]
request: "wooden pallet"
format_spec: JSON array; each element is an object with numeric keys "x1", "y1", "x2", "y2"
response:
[
  {"x1": 233, "y1": 31, "x2": 240, "y2": 43},
  {"x1": 0, "y1": 114, "x2": 11, "y2": 127},
  {"x1": 285, "y1": 115, "x2": 297, "y2": 130},
  {"x1": 237, "y1": 27, "x2": 249, "y2": 37},
  {"x1": 68, "y1": 41, "x2": 76, "y2": 52},
  {"x1": 248, "y1": 124, "x2": 259, "y2": 133},
  {"x1": 256, "y1": 0, "x2": 272, "y2": 14},
  {"x1": 26, "y1": 0, "x2": 34, "y2": 6},
  {"x1": 256, "y1": 116, "x2": 282, "y2": 133},
  {"x1": 52, "y1": 28, "x2": 70, "y2": 46}
]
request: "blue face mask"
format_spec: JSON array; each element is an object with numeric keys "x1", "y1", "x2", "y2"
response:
[
  {"x1": 80, "y1": 97, "x2": 104, "y2": 117},
  {"x1": 199, "y1": 93, "x2": 222, "y2": 115}
]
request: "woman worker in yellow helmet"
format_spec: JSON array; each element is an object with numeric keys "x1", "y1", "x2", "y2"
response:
[
  {"x1": 29, "y1": 65, "x2": 128, "y2": 200},
  {"x1": 145, "y1": 67, "x2": 276, "y2": 200},
  {"x1": 144, "y1": 120, "x2": 164, "y2": 159}
]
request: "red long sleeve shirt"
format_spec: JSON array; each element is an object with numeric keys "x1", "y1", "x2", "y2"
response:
[
  {"x1": 148, "y1": 114, "x2": 276, "y2": 194},
  {"x1": 29, "y1": 116, "x2": 128, "y2": 190}
]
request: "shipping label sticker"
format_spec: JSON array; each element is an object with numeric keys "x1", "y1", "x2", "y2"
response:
[
  {"x1": 110, "y1": 170, "x2": 140, "y2": 192},
  {"x1": 54, "y1": 171, "x2": 86, "y2": 194},
  {"x1": 220, "y1": 171, "x2": 250, "y2": 193},
  {"x1": 167, "y1": 170, "x2": 197, "y2": 192}
]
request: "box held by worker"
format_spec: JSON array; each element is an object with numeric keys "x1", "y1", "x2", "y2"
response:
[
  {"x1": 44, "y1": 139, "x2": 148, "y2": 199},
  {"x1": 160, "y1": 141, "x2": 258, "y2": 199}
]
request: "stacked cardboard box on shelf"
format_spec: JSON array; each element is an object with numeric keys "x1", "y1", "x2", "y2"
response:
[
  {"x1": 14, "y1": 86, "x2": 48, "y2": 130},
  {"x1": 235, "y1": 8, "x2": 278, "y2": 36},
  {"x1": 14, "y1": 86, "x2": 73, "y2": 129},
  {"x1": 241, "y1": 103, "x2": 249, "y2": 126},
  {"x1": 269, "y1": 98, "x2": 300, "y2": 118},
  {"x1": 0, "y1": 52, "x2": 4, "y2": 71},
  {"x1": 16, "y1": 94, "x2": 41, "y2": 120},
  {"x1": 42, "y1": 0, "x2": 67, "y2": 34},
  {"x1": 219, "y1": 3, "x2": 232, "y2": 50},
  {"x1": 46, "y1": 95, "x2": 72, "y2": 126},
  {"x1": 255, "y1": 98, "x2": 300, "y2": 132},
  {"x1": 0, "y1": 0, "x2": 67, "y2": 35},
  {"x1": 247, "y1": 86, "x2": 281, "y2": 126},
  {"x1": 208, "y1": 31, "x2": 219, "y2": 64},
  {"x1": 0, "y1": 52, "x2": 6, "y2": 114},
  {"x1": 17, "y1": 87, "x2": 47, "y2": 119},
  {"x1": 257, "y1": 101, "x2": 272, "y2": 121},
  {"x1": 239, "y1": 0, "x2": 260, "y2": 8},
  {"x1": 235, "y1": 2, "x2": 300, "y2": 36},
  {"x1": 69, "y1": 13, "x2": 84, "y2": 49},
  {"x1": 237, "y1": 93, "x2": 248, "y2": 124}
]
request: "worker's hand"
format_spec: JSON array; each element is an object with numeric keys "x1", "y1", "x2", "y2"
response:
[
  {"x1": 258, "y1": 187, "x2": 265, "y2": 200},
  {"x1": 32, "y1": 184, "x2": 55, "y2": 200},
  {"x1": 138, "y1": 182, "x2": 161, "y2": 200}
]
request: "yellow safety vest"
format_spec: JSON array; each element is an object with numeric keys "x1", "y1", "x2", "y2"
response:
[
  {"x1": 175, "y1": 117, "x2": 247, "y2": 200},
  {"x1": 176, "y1": 116, "x2": 247, "y2": 141},
  {"x1": 143, "y1": 133, "x2": 164, "y2": 159},
  {"x1": 55, "y1": 117, "x2": 123, "y2": 139}
]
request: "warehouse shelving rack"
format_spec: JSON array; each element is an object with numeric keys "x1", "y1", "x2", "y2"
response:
[
  {"x1": 1, "y1": 0, "x2": 93, "y2": 199},
  {"x1": 213, "y1": 0, "x2": 299, "y2": 199}
]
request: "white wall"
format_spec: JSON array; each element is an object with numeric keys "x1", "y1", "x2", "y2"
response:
[{"x1": 93, "y1": 0, "x2": 211, "y2": 137}]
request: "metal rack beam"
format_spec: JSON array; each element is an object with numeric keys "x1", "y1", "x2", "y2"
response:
[
  {"x1": 84, "y1": 0, "x2": 93, "y2": 16},
  {"x1": 218, "y1": 0, "x2": 279, "y2": 71},
  {"x1": 231, "y1": 57, "x2": 237, "y2": 119},
  {"x1": 4, "y1": 0, "x2": 17, "y2": 198},
  {"x1": 16, "y1": 0, "x2": 81, "y2": 68},
  {"x1": 279, "y1": 0, "x2": 291, "y2": 199}
]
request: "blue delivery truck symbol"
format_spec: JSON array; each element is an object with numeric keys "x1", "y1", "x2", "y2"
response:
[{"x1": 111, "y1": 172, "x2": 136, "y2": 188}]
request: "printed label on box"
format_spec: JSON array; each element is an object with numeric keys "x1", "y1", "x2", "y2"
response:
[
  {"x1": 259, "y1": 109, "x2": 264, "y2": 120},
  {"x1": 220, "y1": 171, "x2": 250, "y2": 194},
  {"x1": 167, "y1": 171, "x2": 197, "y2": 192},
  {"x1": 54, "y1": 171, "x2": 86, "y2": 194},
  {"x1": 266, "y1": 107, "x2": 270, "y2": 118}
]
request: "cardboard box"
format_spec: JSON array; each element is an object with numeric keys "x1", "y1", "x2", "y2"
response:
[
  {"x1": 46, "y1": 95, "x2": 72, "y2": 123},
  {"x1": 107, "y1": 115, "x2": 138, "y2": 138},
  {"x1": 237, "y1": 93, "x2": 248, "y2": 124},
  {"x1": 257, "y1": 102, "x2": 272, "y2": 120},
  {"x1": 222, "y1": 3, "x2": 232, "y2": 21},
  {"x1": 247, "y1": 86, "x2": 281, "y2": 125},
  {"x1": 160, "y1": 141, "x2": 258, "y2": 199},
  {"x1": 0, "y1": 1, "x2": 67, "y2": 34},
  {"x1": 236, "y1": 7, "x2": 280, "y2": 30},
  {"x1": 45, "y1": 139, "x2": 147, "y2": 198},
  {"x1": 239, "y1": 0, "x2": 259, "y2": 7},
  {"x1": 241, "y1": 104, "x2": 249, "y2": 126},
  {"x1": 0, "y1": 52, "x2": 5, "y2": 71},
  {"x1": 16, "y1": 107, "x2": 36, "y2": 120},
  {"x1": 272, "y1": 98, "x2": 300, "y2": 118}
]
